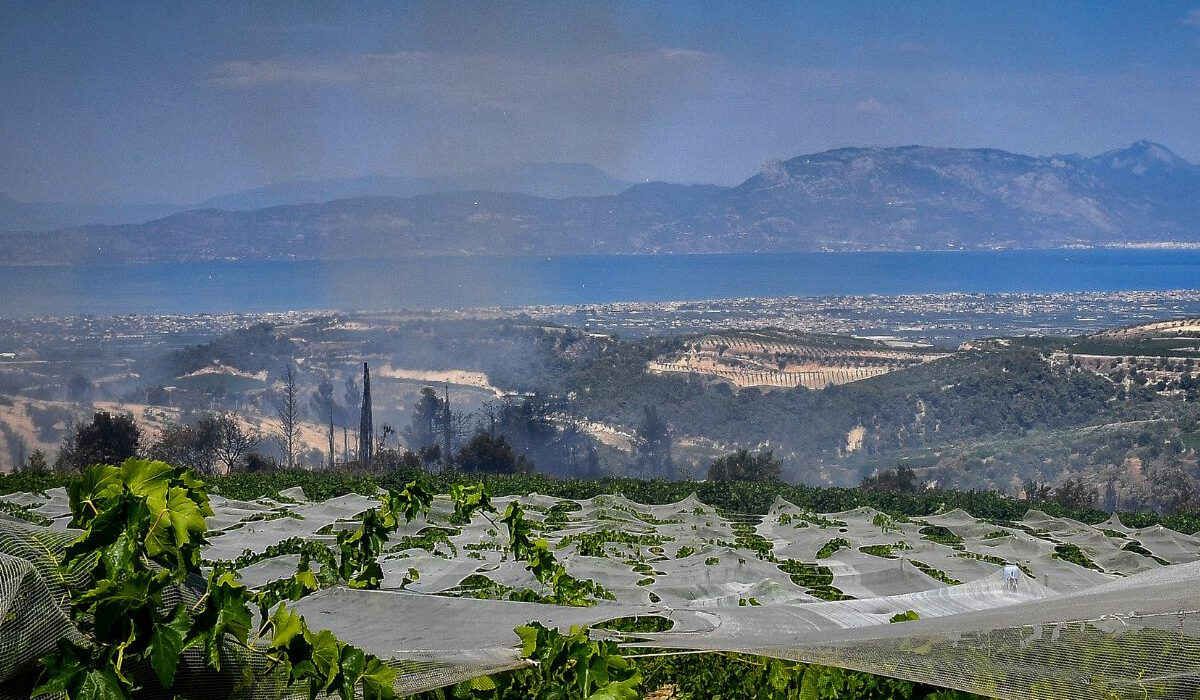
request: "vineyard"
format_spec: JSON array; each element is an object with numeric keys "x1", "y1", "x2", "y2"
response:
[
  {"x1": 2, "y1": 467, "x2": 1200, "y2": 698},
  {"x1": 648, "y1": 333, "x2": 944, "y2": 390}
]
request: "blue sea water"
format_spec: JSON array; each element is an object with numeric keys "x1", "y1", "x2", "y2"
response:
[{"x1": 0, "y1": 250, "x2": 1198, "y2": 317}]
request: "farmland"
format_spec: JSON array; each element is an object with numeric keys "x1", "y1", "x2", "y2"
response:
[
  {"x1": 647, "y1": 331, "x2": 944, "y2": 390},
  {"x1": 2, "y1": 467, "x2": 1199, "y2": 699}
]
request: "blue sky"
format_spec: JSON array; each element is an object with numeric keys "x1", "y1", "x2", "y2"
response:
[{"x1": 1, "y1": 1, "x2": 1198, "y2": 204}]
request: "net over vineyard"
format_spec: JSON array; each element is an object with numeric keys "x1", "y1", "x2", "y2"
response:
[{"x1": 2, "y1": 485, "x2": 1200, "y2": 699}]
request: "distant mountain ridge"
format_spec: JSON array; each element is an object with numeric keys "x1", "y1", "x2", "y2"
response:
[
  {"x1": 0, "y1": 195, "x2": 181, "y2": 234},
  {"x1": 0, "y1": 162, "x2": 632, "y2": 232},
  {"x1": 197, "y1": 162, "x2": 634, "y2": 210},
  {"x1": 2, "y1": 141, "x2": 1198, "y2": 263}
]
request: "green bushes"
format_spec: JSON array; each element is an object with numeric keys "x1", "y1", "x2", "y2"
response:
[
  {"x1": 1121, "y1": 540, "x2": 1170, "y2": 565},
  {"x1": 816, "y1": 537, "x2": 851, "y2": 559},
  {"x1": 776, "y1": 559, "x2": 853, "y2": 601},
  {"x1": 858, "y1": 541, "x2": 911, "y2": 559},
  {"x1": 12, "y1": 468, "x2": 1191, "y2": 534},
  {"x1": 918, "y1": 524, "x2": 965, "y2": 549},
  {"x1": 636, "y1": 650, "x2": 984, "y2": 700},
  {"x1": 1052, "y1": 543, "x2": 1103, "y2": 571},
  {"x1": 558, "y1": 529, "x2": 671, "y2": 558},
  {"x1": 909, "y1": 560, "x2": 962, "y2": 585}
]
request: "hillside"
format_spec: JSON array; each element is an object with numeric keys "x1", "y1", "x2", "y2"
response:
[
  {"x1": 4, "y1": 313, "x2": 1199, "y2": 510},
  {"x1": 2, "y1": 142, "x2": 1199, "y2": 263}
]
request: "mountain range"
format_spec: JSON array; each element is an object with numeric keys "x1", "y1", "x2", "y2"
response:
[
  {"x1": 0, "y1": 162, "x2": 632, "y2": 233},
  {"x1": 0, "y1": 193, "x2": 181, "y2": 234},
  {"x1": 1, "y1": 141, "x2": 1197, "y2": 264},
  {"x1": 195, "y1": 162, "x2": 633, "y2": 211}
]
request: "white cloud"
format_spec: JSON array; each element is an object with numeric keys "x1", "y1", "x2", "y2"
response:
[
  {"x1": 656, "y1": 48, "x2": 713, "y2": 60},
  {"x1": 1183, "y1": 8, "x2": 1200, "y2": 25},
  {"x1": 853, "y1": 97, "x2": 885, "y2": 114},
  {"x1": 206, "y1": 60, "x2": 353, "y2": 88},
  {"x1": 204, "y1": 49, "x2": 728, "y2": 112}
]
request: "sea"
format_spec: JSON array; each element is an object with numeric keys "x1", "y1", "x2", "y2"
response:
[{"x1": 0, "y1": 249, "x2": 1198, "y2": 317}]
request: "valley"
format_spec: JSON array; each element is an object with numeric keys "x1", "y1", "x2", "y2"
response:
[{"x1": 3, "y1": 291, "x2": 1200, "y2": 514}]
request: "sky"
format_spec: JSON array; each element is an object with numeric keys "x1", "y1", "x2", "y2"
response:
[{"x1": 1, "y1": 1, "x2": 1199, "y2": 205}]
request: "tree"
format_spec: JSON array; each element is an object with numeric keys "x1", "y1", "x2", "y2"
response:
[
  {"x1": 403, "y1": 387, "x2": 442, "y2": 452},
  {"x1": 57, "y1": 411, "x2": 141, "y2": 472},
  {"x1": 212, "y1": 414, "x2": 260, "y2": 474},
  {"x1": 476, "y1": 395, "x2": 596, "y2": 478},
  {"x1": 244, "y1": 452, "x2": 275, "y2": 472},
  {"x1": 860, "y1": 465, "x2": 920, "y2": 493},
  {"x1": 440, "y1": 384, "x2": 453, "y2": 465},
  {"x1": 310, "y1": 375, "x2": 336, "y2": 424},
  {"x1": 1023, "y1": 479, "x2": 1054, "y2": 502},
  {"x1": 148, "y1": 418, "x2": 219, "y2": 475},
  {"x1": 633, "y1": 405, "x2": 673, "y2": 478},
  {"x1": 273, "y1": 364, "x2": 303, "y2": 469},
  {"x1": 24, "y1": 449, "x2": 49, "y2": 473},
  {"x1": 456, "y1": 432, "x2": 524, "y2": 474},
  {"x1": 1053, "y1": 477, "x2": 1096, "y2": 511},
  {"x1": 377, "y1": 424, "x2": 396, "y2": 452},
  {"x1": 310, "y1": 374, "x2": 338, "y2": 468},
  {"x1": 66, "y1": 373, "x2": 92, "y2": 404},
  {"x1": 403, "y1": 386, "x2": 466, "y2": 467},
  {"x1": 708, "y1": 449, "x2": 782, "y2": 482},
  {"x1": 359, "y1": 363, "x2": 374, "y2": 470},
  {"x1": 1, "y1": 424, "x2": 28, "y2": 470},
  {"x1": 343, "y1": 374, "x2": 361, "y2": 425},
  {"x1": 1101, "y1": 476, "x2": 1119, "y2": 513},
  {"x1": 370, "y1": 447, "x2": 425, "y2": 477}
]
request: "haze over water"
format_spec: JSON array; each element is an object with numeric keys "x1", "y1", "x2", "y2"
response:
[{"x1": 0, "y1": 249, "x2": 1198, "y2": 317}]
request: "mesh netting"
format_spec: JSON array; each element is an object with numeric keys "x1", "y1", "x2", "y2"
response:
[{"x1": 3, "y1": 486, "x2": 1200, "y2": 699}]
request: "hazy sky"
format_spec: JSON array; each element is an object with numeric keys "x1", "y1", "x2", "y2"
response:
[{"x1": 2, "y1": 1, "x2": 1199, "y2": 204}]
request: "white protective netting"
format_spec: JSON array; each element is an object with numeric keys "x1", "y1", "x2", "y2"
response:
[{"x1": 3, "y1": 486, "x2": 1200, "y2": 699}]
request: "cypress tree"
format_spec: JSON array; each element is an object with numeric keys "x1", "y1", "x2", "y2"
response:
[{"x1": 359, "y1": 362, "x2": 373, "y2": 469}]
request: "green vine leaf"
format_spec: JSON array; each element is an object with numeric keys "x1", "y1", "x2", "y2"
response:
[
  {"x1": 145, "y1": 485, "x2": 210, "y2": 570},
  {"x1": 515, "y1": 625, "x2": 540, "y2": 658},
  {"x1": 147, "y1": 603, "x2": 193, "y2": 687},
  {"x1": 585, "y1": 673, "x2": 641, "y2": 700},
  {"x1": 44, "y1": 460, "x2": 399, "y2": 700},
  {"x1": 67, "y1": 465, "x2": 123, "y2": 528},
  {"x1": 360, "y1": 658, "x2": 398, "y2": 700},
  {"x1": 70, "y1": 667, "x2": 128, "y2": 700},
  {"x1": 34, "y1": 640, "x2": 130, "y2": 700},
  {"x1": 121, "y1": 459, "x2": 174, "y2": 501},
  {"x1": 267, "y1": 602, "x2": 305, "y2": 650},
  {"x1": 187, "y1": 572, "x2": 252, "y2": 670},
  {"x1": 390, "y1": 480, "x2": 434, "y2": 524},
  {"x1": 305, "y1": 628, "x2": 343, "y2": 690},
  {"x1": 449, "y1": 483, "x2": 493, "y2": 524}
]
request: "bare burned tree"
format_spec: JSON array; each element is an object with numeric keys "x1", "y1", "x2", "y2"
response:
[
  {"x1": 273, "y1": 364, "x2": 303, "y2": 469},
  {"x1": 213, "y1": 414, "x2": 260, "y2": 474}
]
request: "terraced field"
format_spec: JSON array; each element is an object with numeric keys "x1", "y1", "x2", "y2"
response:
[{"x1": 649, "y1": 333, "x2": 945, "y2": 389}]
